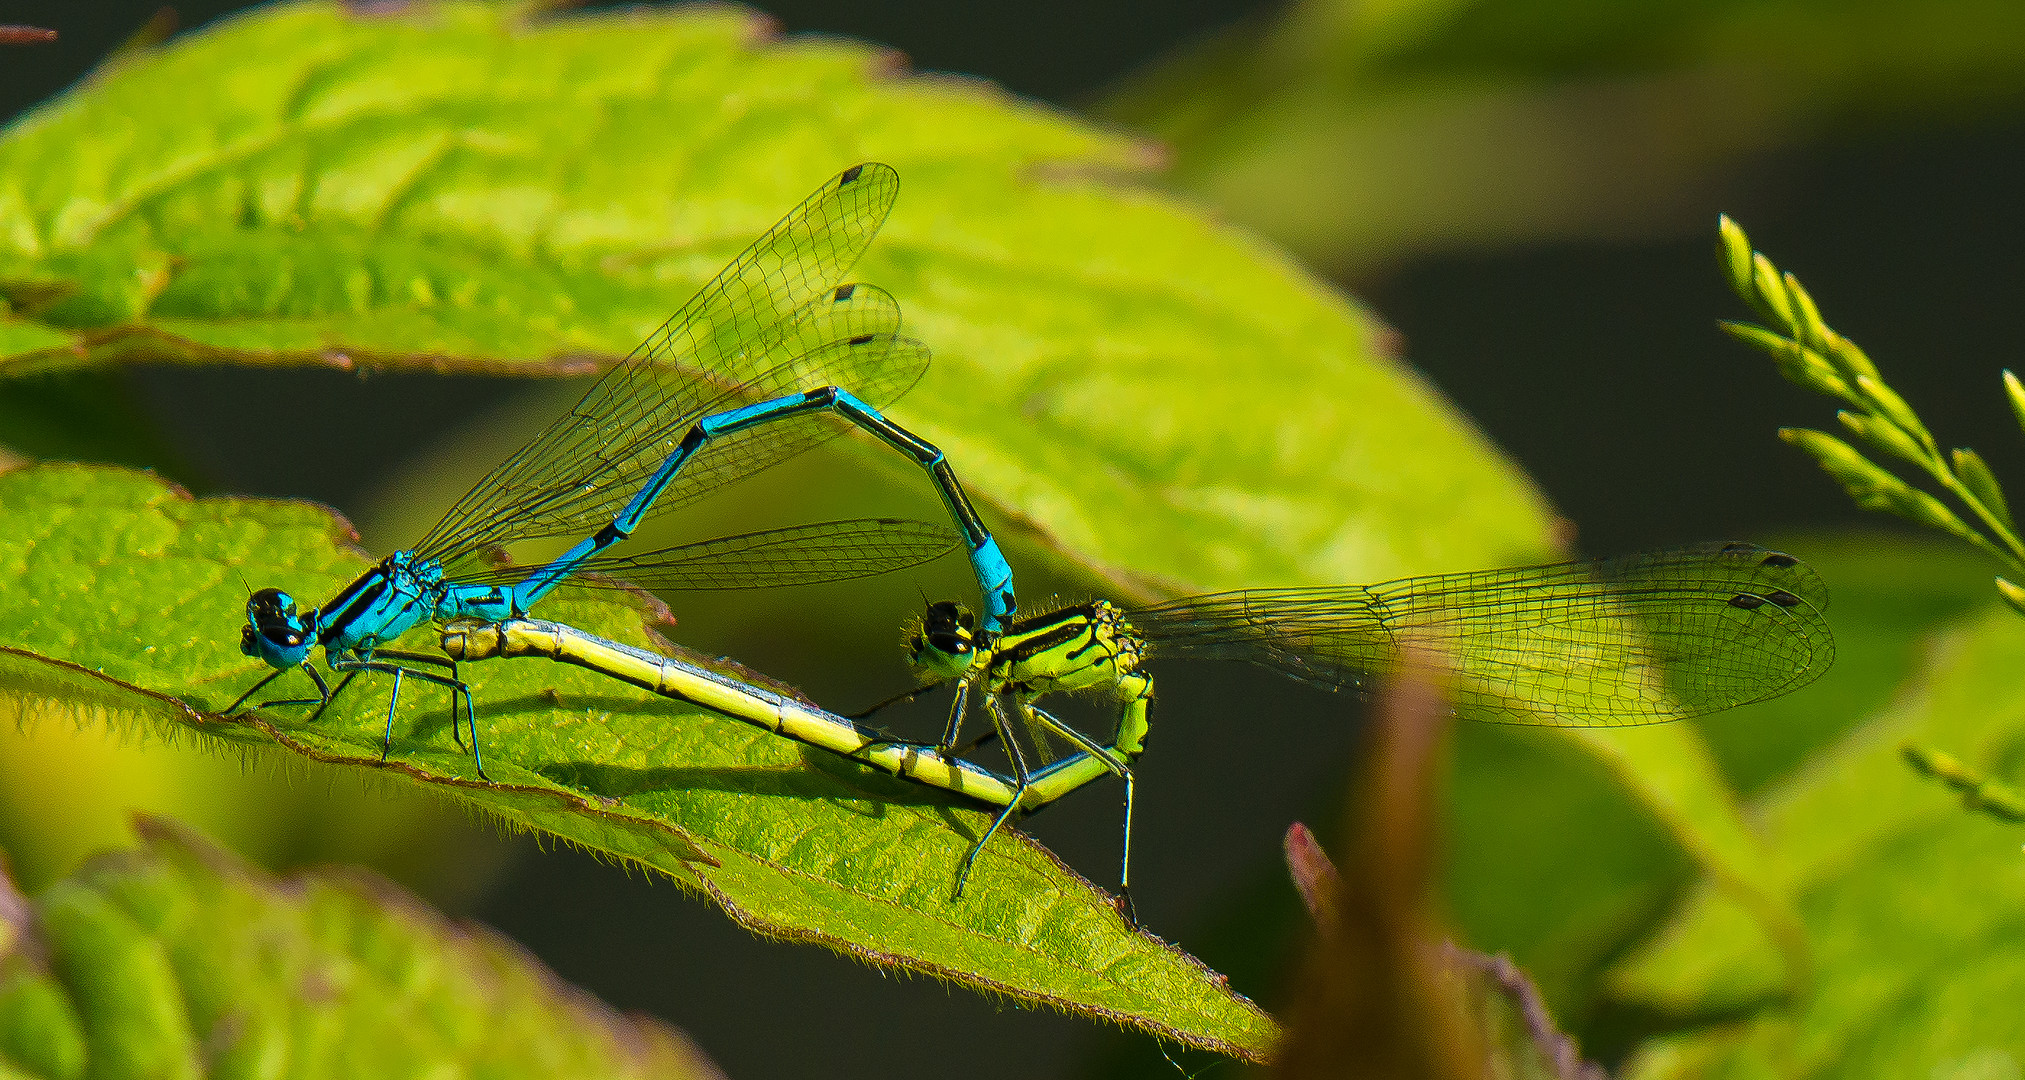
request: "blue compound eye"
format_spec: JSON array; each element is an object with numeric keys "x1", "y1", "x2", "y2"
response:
[{"x1": 243, "y1": 588, "x2": 313, "y2": 664}]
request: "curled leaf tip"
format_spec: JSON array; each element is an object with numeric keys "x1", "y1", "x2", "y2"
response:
[
  {"x1": 2003, "y1": 371, "x2": 2025, "y2": 438},
  {"x1": 1996, "y1": 576, "x2": 2025, "y2": 619},
  {"x1": 1283, "y1": 822, "x2": 1341, "y2": 928},
  {"x1": 1717, "y1": 215, "x2": 1754, "y2": 295}
]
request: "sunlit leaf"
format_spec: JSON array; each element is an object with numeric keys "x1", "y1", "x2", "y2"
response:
[{"x1": 0, "y1": 0, "x2": 1552, "y2": 591}]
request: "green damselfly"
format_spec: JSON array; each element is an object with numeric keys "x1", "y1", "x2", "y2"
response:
[{"x1": 860, "y1": 541, "x2": 1832, "y2": 913}]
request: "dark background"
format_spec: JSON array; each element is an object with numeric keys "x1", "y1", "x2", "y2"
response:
[{"x1": 8, "y1": 2, "x2": 2021, "y2": 1077}]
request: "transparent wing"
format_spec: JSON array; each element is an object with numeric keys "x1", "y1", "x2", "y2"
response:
[
  {"x1": 626, "y1": 322, "x2": 930, "y2": 527},
  {"x1": 1126, "y1": 542, "x2": 1833, "y2": 726},
  {"x1": 454, "y1": 519, "x2": 961, "y2": 593},
  {"x1": 414, "y1": 163, "x2": 906, "y2": 570}
]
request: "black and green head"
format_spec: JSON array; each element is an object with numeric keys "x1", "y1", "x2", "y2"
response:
[{"x1": 907, "y1": 600, "x2": 981, "y2": 681}]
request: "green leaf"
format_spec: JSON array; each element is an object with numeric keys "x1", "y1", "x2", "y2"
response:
[
  {"x1": 1779, "y1": 271, "x2": 1833, "y2": 354},
  {"x1": 1835, "y1": 409, "x2": 1929, "y2": 470},
  {"x1": 1716, "y1": 215, "x2": 1755, "y2": 300},
  {"x1": 0, "y1": 814, "x2": 724, "y2": 1079},
  {"x1": 0, "y1": 0, "x2": 1554, "y2": 596},
  {"x1": 1098, "y1": 0, "x2": 2025, "y2": 272},
  {"x1": 1852, "y1": 374, "x2": 1938, "y2": 455},
  {"x1": 1900, "y1": 743, "x2": 2025, "y2": 822},
  {"x1": 1780, "y1": 427, "x2": 1972, "y2": 541},
  {"x1": 1610, "y1": 599, "x2": 2025, "y2": 1075},
  {"x1": 1441, "y1": 718, "x2": 1794, "y2": 1026},
  {"x1": 0, "y1": 463, "x2": 1277, "y2": 1059},
  {"x1": 0, "y1": 317, "x2": 75, "y2": 369},
  {"x1": 1951, "y1": 446, "x2": 2013, "y2": 531},
  {"x1": 1718, "y1": 320, "x2": 1851, "y2": 402},
  {"x1": 2004, "y1": 370, "x2": 2025, "y2": 437},
  {"x1": 1998, "y1": 575, "x2": 2025, "y2": 618}
]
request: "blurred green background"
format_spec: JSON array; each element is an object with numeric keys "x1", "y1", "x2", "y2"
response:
[{"x1": 6, "y1": 0, "x2": 2025, "y2": 1076}]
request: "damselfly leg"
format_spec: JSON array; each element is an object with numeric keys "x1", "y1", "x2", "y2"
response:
[
  {"x1": 956, "y1": 690, "x2": 1034, "y2": 898},
  {"x1": 321, "y1": 653, "x2": 483, "y2": 778},
  {"x1": 224, "y1": 661, "x2": 331, "y2": 713},
  {"x1": 1025, "y1": 700, "x2": 1139, "y2": 922}
]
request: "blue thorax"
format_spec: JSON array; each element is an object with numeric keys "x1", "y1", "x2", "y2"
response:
[{"x1": 243, "y1": 552, "x2": 523, "y2": 672}]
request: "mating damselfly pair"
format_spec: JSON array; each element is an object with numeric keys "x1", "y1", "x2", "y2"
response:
[{"x1": 229, "y1": 164, "x2": 1833, "y2": 915}]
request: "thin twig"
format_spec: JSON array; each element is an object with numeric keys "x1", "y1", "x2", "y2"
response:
[{"x1": 0, "y1": 25, "x2": 58, "y2": 44}]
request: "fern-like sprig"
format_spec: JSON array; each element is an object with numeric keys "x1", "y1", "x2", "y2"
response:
[
  {"x1": 1901, "y1": 744, "x2": 2025, "y2": 822},
  {"x1": 1721, "y1": 217, "x2": 2025, "y2": 821},
  {"x1": 1718, "y1": 215, "x2": 2025, "y2": 613}
]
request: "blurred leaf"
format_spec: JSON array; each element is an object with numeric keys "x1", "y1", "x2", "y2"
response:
[
  {"x1": 1441, "y1": 722, "x2": 1733, "y2": 1028},
  {"x1": 1457, "y1": 719, "x2": 1818, "y2": 1025},
  {"x1": 0, "y1": 0, "x2": 1552, "y2": 594},
  {"x1": 1274, "y1": 672, "x2": 1606, "y2": 1080},
  {"x1": 0, "y1": 315, "x2": 74, "y2": 360},
  {"x1": 1101, "y1": 0, "x2": 2025, "y2": 271},
  {"x1": 1446, "y1": 946, "x2": 1608, "y2": 1080},
  {"x1": 1566, "y1": 725, "x2": 1805, "y2": 983},
  {"x1": 0, "y1": 463, "x2": 1277, "y2": 1059},
  {"x1": 1273, "y1": 665, "x2": 1484, "y2": 1080},
  {"x1": 0, "y1": 814, "x2": 725, "y2": 1080},
  {"x1": 1610, "y1": 600, "x2": 2025, "y2": 1075}
]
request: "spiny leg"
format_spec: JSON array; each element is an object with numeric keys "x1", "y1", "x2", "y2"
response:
[
  {"x1": 381, "y1": 667, "x2": 405, "y2": 760},
  {"x1": 224, "y1": 669, "x2": 286, "y2": 715},
  {"x1": 946, "y1": 725, "x2": 999, "y2": 759},
  {"x1": 262, "y1": 662, "x2": 335, "y2": 709},
  {"x1": 1028, "y1": 702, "x2": 1139, "y2": 923},
  {"x1": 234, "y1": 661, "x2": 335, "y2": 713},
  {"x1": 460, "y1": 683, "x2": 484, "y2": 778},
  {"x1": 307, "y1": 670, "x2": 360, "y2": 722},
  {"x1": 327, "y1": 656, "x2": 486, "y2": 781},
  {"x1": 373, "y1": 648, "x2": 465, "y2": 750},
  {"x1": 846, "y1": 680, "x2": 948, "y2": 722},
  {"x1": 956, "y1": 690, "x2": 1032, "y2": 898},
  {"x1": 841, "y1": 679, "x2": 957, "y2": 764},
  {"x1": 846, "y1": 673, "x2": 977, "y2": 764},
  {"x1": 936, "y1": 676, "x2": 973, "y2": 758}
]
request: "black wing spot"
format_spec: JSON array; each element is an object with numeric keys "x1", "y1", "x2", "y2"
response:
[
  {"x1": 1760, "y1": 552, "x2": 1799, "y2": 568},
  {"x1": 1728, "y1": 593, "x2": 1767, "y2": 610},
  {"x1": 834, "y1": 284, "x2": 856, "y2": 301},
  {"x1": 848, "y1": 334, "x2": 875, "y2": 345},
  {"x1": 1764, "y1": 590, "x2": 1803, "y2": 607},
  {"x1": 840, "y1": 164, "x2": 865, "y2": 185}
]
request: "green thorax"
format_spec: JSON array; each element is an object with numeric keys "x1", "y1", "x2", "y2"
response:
[{"x1": 985, "y1": 601, "x2": 1147, "y2": 699}]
